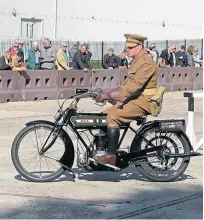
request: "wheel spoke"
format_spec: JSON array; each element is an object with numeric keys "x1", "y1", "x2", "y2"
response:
[
  {"x1": 36, "y1": 128, "x2": 43, "y2": 148},
  {"x1": 24, "y1": 153, "x2": 39, "y2": 169},
  {"x1": 43, "y1": 155, "x2": 58, "y2": 169},
  {"x1": 27, "y1": 133, "x2": 38, "y2": 150},
  {"x1": 43, "y1": 154, "x2": 59, "y2": 162},
  {"x1": 43, "y1": 156, "x2": 51, "y2": 172},
  {"x1": 33, "y1": 156, "x2": 41, "y2": 172},
  {"x1": 44, "y1": 152, "x2": 58, "y2": 160},
  {"x1": 34, "y1": 127, "x2": 40, "y2": 153}
]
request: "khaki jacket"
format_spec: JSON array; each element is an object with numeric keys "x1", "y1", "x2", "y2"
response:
[
  {"x1": 121, "y1": 49, "x2": 158, "y2": 112},
  {"x1": 56, "y1": 49, "x2": 69, "y2": 70},
  {"x1": 11, "y1": 55, "x2": 26, "y2": 71}
]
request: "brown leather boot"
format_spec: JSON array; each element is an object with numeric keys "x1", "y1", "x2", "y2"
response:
[{"x1": 94, "y1": 127, "x2": 120, "y2": 165}]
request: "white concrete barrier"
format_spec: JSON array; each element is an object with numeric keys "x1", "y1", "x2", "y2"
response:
[{"x1": 184, "y1": 92, "x2": 203, "y2": 151}]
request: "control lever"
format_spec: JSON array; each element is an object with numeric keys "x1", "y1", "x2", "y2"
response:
[
  {"x1": 90, "y1": 88, "x2": 107, "y2": 106},
  {"x1": 95, "y1": 100, "x2": 107, "y2": 107},
  {"x1": 74, "y1": 88, "x2": 107, "y2": 106}
]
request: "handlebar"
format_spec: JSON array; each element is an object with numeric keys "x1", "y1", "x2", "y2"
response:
[
  {"x1": 55, "y1": 88, "x2": 106, "y2": 122},
  {"x1": 70, "y1": 88, "x2": 103, "y2": 99},
  {"x1": 70, "y1": 88, "x2": 106, "y2": 106},
  {"x1": 72, "y1": 87, "x2": 129, "y2": 108}
]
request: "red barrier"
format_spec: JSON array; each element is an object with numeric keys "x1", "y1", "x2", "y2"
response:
[
  {"x1": 119, "y1": 68, "x2": 128, "y2": 85},
  {"x1": 92, "y1": 69, "x2": 120, "y2": 91},
  {"x1": 170, "y1": 67, "x2": 194, "y2": 91},
  {"x1": 191, "y1": 68, "x2": 203, "y2": 90},
  {"x1": 58, "y1": 70, "x2": 92, "y2": 99},
  {"x1": 0, "y1": 71, "x2": 21, "y2": 102},
  {"x1": 20, "y1": 70, "x2": 59, "y2": 101},
  {"x1": 158, "y1": 68, "x2": 171, "y2": 91},
  {"x1": 0, "y1": 68, "x2": 202, "y2": 103}
]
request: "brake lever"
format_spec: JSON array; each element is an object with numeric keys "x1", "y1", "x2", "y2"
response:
[{"x1": 94, "y1": 100, "x2": 107, "y2": 107}]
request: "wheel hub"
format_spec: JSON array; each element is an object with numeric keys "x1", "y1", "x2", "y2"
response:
[{"x1": 157, "y1": 145, "x2": 171, "y2": 165}]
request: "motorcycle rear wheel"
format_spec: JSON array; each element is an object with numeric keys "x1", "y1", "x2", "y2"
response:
[{"x1": 132, "y1": 127, "x2": 191, "y2": 182}]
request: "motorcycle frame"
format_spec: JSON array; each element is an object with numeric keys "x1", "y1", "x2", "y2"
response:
[
  {"x1": 61, "y1": 111, "x2": 139, "y2": 155},
  {"x1": 37, "y1": 104, "x2": 192, "y2": 162}
]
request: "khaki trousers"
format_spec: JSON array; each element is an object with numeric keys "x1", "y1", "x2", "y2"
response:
[{"x1": 104, "y1": 101, "x2": 149, "y2": 128}]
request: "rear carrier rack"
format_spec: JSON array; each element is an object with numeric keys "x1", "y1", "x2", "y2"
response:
[{"x1": 159, "y1": 119, "x2": 186, "y2": 132}]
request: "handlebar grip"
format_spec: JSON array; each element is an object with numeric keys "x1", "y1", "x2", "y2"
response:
[{"x1": 75, "y1": 88, "x2": 89, "y2": 94}]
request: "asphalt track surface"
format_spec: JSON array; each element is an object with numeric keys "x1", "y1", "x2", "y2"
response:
[{"x1": 0, "y1": 91, "x2": 203, "y2": 219}]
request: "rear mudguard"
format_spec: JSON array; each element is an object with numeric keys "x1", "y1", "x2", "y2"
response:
[
  {"x1": 25, "y1": 120, "x2": 75, "y2": 168},
  {"x1": 130, "y1": 120, "x2": 193, "y2": 152}
]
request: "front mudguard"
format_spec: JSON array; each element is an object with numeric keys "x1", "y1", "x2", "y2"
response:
[
  {"x1": 25, "y1": 120, "x2": 75, "y2": 168},
  {"x1": 130, "y1": 120, "x2": 193, "y2": 152}
]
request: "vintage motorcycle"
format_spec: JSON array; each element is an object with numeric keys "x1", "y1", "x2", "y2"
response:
[{"x1": 11, "y1": 88, "x2": 201, "y2": 182}]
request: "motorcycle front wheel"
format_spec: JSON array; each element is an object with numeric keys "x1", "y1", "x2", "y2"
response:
[{"x1": 11, "y1": 123, "x2": 74, "y2": 182}]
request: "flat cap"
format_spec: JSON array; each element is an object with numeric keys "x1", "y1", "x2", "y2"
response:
[
  {"x1": 181, "y1": 45, "x2": 185, "y2": 50},
  {"x1": 124, "y1": 34, "x2": 148, "y2": 48},
  {"x1": 108, "y1": 48, "x2": 114, "y2": 52}
]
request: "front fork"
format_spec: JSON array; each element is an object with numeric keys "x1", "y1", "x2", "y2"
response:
[{"x1": 39, "y1": 125, "x2": 61, "y2": 155}]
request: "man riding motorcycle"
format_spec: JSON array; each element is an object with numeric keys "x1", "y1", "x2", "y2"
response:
[{"x1": 94, "y1": 33, "x2": 162, "y2": 166}]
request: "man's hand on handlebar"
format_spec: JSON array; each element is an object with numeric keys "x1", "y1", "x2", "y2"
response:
[
  {"x1": 95, "y1": 93, "x2": 109, "y2": 103},
  {"x1": 95, "y1": 92, "x2": 117, "y2": 105},
  {"x1": 74, "y1": 87, "x2": 117, "y2": 105}
]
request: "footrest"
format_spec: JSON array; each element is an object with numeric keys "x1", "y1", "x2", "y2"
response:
[
  {"x1": 191, "y1": 152, "x2": 203, "y2": 156},
  {"x1": 89, "y1": 158, "x2": 121, "y2": 171}
]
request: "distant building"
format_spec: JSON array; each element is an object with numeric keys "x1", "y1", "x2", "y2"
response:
[{"x1": 0, "y1": 0, "x2": 202, "y2": 41}]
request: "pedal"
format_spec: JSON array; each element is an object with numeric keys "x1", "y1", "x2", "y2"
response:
[{"x1": 89, "y1": 158, "x2": 121, "y2": 171}]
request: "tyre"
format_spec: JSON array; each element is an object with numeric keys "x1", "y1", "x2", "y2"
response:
[
  {"x1": 11, "y1": 123, "x2": 75, "y2": 182},
  {"x1": 131, "y1": 126, "x2": 191, "y2": 182}
]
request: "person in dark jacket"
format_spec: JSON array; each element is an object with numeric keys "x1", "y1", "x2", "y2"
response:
[
  {"x1": 119, "y1": 51, "x2": 128, "y2": 68},
  {"x1": 69, "y1": 44, "x2": 78, "y2": 61},
  {"x1": 103, "y1": 48, "x2": 120, "y2": 69},
  {"x1": 175, "y1": 45, "x2": 188, "y2": 67},
  {"x1": 0, "y1": 51, "x2": 12, "y2": 70},
  {"x1": 25, "y1": 42, "x2": 40, "y2": 70},
  {"x1": 160, "y1": 45, "x2": 176, "y2": 67},
  {"x1": 16, "y1": 40, "x2": 24, "y2": 63},
  {"x1": 71, "y1": 44, "x2": 92, "y2": 70}
]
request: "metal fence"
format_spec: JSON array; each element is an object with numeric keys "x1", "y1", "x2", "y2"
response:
[{"x1": 0, "y1": 38, "x2": 203, "y2": 61}]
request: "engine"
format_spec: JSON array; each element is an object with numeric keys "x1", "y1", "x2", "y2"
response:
[{"x1": 93, "y1": 133, "x2": 107, "y2": 156}]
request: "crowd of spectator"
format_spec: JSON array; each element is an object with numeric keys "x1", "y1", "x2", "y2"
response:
[
  {"x1": 0, "y1": 39, "x2": 202, "y2": 71},
  {"x1": 146, "y1": 43, "x2": 203, "y2": 67}
]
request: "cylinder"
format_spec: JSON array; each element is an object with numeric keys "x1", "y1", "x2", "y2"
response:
[{"x1": 94, "y1": 133, "x2": 107, "y2": 151}]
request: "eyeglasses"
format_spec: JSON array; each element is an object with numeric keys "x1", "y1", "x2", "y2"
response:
[{"x1": 62, "y1": 45, "x2": 67, "y2": 48}]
